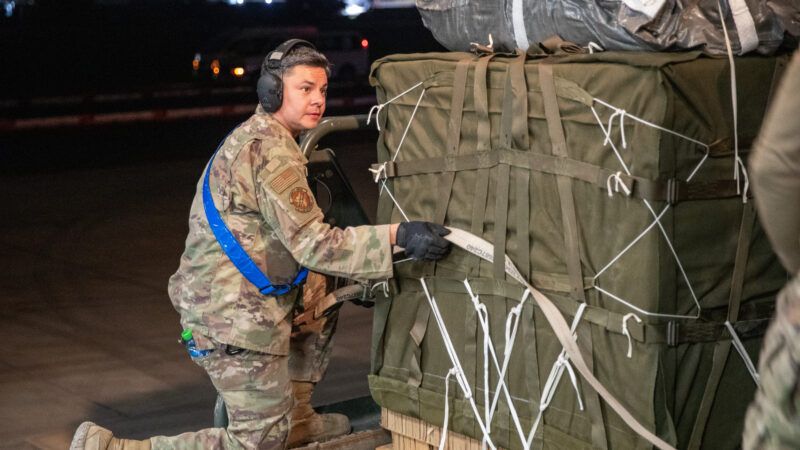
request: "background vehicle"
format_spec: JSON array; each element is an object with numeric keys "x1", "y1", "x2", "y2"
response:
[{"x1": 192, "y1": 26, "x2": 370, "y2": 85}]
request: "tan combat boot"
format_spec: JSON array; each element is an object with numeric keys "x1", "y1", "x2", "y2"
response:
[
  {"x1": 287, "y1": 381, "x2": 351, "y2": 447},
  {"x1": 70, "y1": 422, "x2": 151, "y2": 450}
]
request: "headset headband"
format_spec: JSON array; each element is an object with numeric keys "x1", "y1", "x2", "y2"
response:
[{"x1": 266, "y1": 39, "x2": 316, "y2": 71}]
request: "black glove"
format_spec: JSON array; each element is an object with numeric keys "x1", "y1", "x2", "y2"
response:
[{"x1": 396, "y1": 221, "x2": 452, "y2": 261}]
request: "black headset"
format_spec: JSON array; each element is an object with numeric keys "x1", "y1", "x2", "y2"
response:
[{"x1": 257, "y1": 39, "x2": 316, "y2": 113}]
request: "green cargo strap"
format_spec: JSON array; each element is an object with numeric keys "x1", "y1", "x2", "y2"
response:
[
  {"x1": 470, "y1": 168, "x2": 491, "y2": 276},
  {"x1": 636, "y1": 178, "x2": 750, "y2": 203},
  {"x1": 471, "y1": 53, "x2": 498, "y2": 276},
  {"x1": 494, "y1": 164, "x2": 511, "y2": 279},
  {"x1": 398, "y1": 276, "x2": 645, "y2": 340},
  {"x1": 687, "y1": 202, "x2": 756, "y2": 450},
  {"x1": 434, "y1": 57, "x2": 473, "y2": 225},
  {"x1": 515, "y1": 167, "x2": 531, "y2": 282},
  {"x1": 464, "y1": 294, "x2": 478, "y2": 407},
  {"x1": 508, "y1": 50, "x2": 531, "y2": 281},
  {"x1": 407, "y1": 297, "x2": 432, "y2": 387},
  {"x1": 539, "y1": 35, "x2": 586, "y2": 55},
  {"x1": 492, "y1": 62, "x2": 515, "y2": 279},
  {"x1": 578, "y1": 323, "x2": 609, "y2": 449},
  {"x1": 523, "y1": 301, "x2": 541, "y2": 420},
  {"x1": 728, "y1": 203, "x2": 757, "y2": 325},
  {"x1": 474, "y1": 53, "x2": 498, "y2": 151},
  {"x1": 508, "y1": 50, "x2": 530, "y2": 150},
  {"x1": 652, "y1": 317, "x2": 770, "y2": 346},
  {"x1": 372, "y1": 151, "x2": 746, "y2": 203},
  {"x1": 462, "y1": 41, "x2": 490, "y2": 391},
  {"x1": 416, "y1": 67, "x2": 593, "y2": 109},
  {"x1": 397, "y1": 273, "x2": 773, "y2": 347},
  {"x1": 539, "y1": 63, "x2": 586, "y2": 302},
  {"x1": 493, "y1": 53, "x2": 525, "y2": 278},
  {"x1": 370, "y1": 291, "x2": 393, "y2": 375}
]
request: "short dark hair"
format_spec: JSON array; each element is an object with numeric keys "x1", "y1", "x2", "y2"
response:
[{"x1": 261, "y1": 44, "x2": 331, "y2": 79}]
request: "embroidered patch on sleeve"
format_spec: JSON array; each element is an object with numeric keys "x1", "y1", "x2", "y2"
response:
[
  {"x1": 270, "y1": 167, "x2": 300, "y2": 194},
  {"x1": 289, "y1": 187, "x2": 314, "y2": 213},
  {"x1": 265, "y1": 158, "x2": 281, "y2": 173}
]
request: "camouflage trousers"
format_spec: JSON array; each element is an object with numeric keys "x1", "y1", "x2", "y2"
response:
[
  {"x1": 289, "y1": 271, "x2": 340, "y2": 383},
  {"x1": 152, "y1": 272, "x2": 340, "y2": 450},
  {"x1": 743, "y1": 276, "x2": 800, "y2": 450}
]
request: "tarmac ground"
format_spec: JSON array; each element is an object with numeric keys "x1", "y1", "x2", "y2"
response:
[{"x1": 0, "y1": 114, "x2": 382, "y2": 449}]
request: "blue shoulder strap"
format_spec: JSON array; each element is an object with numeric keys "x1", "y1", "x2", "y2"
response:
[{"x1": 202, "y1": 137, "x2": 308, "y2": 296}]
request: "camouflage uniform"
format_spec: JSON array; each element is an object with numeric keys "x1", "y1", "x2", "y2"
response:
[
  {"x1": 154, "y1": 107, "x2": 393, "y2": 449},
  {"x1": 743, "y1": 51, "x2": 800, "y2": 450},
  {"x1": 290, "y1": 271, "x2": 339, "y2": 383}
]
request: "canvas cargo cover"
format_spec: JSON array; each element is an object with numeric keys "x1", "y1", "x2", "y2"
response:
[{"x1": 367, "y1": 50, "x2": 788, "y2": 449}]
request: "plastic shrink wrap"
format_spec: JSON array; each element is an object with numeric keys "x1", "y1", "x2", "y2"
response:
[{"x1": 417, "y1": 0, "x2": 799, "y2": 55}]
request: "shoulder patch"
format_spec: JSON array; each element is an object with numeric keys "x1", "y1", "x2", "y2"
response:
[
  {"x1": 270, "y1": 167, "x2": 300, "y2": 194},
  {"x1": 265, "y1": 158, "x2": 281, "y2": 173},
  {"x1": 289, "y1": 187, "x2": 314, "y2": 213}
]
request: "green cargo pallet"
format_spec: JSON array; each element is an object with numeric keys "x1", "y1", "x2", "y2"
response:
[{"x1": 367, "y1": 49, "x2": 788, "y2": 450}]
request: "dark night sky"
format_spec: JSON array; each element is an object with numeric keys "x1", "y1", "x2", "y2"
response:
[{"x1": 1, "y1": 1, "x2": 443, "y2": 98}]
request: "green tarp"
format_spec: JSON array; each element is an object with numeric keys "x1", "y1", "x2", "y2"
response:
[{"x1": 367, "y1": 50, "x2": 788, "y2": 449}]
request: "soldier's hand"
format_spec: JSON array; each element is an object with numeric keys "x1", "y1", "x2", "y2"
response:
[{"x1": 396, "y1": 221, "x2": 451, "y2": 261}]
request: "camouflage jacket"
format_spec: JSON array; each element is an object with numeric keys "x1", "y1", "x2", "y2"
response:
[
  {"x1": 750, "y1": 50, "x2": 800, "y2": 276},
  {"x1": 168, "y1": 107, "x2": 393, "y2": 355}
]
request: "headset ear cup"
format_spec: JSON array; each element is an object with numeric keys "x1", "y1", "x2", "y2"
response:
[
  {"x1": 257, "y1": 73, "x2": 281, "y2": 113},
  {"x1": 258, "y1": 39, "x2": 314, "y2": 112}
]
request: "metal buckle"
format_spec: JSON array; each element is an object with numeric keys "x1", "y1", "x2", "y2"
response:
[
  {"x1": 666, "y1": 178, "x2": 679, "y2": 205},
  {"x1": 666, "y1": 321, "x2": 680, "y2": 347}
]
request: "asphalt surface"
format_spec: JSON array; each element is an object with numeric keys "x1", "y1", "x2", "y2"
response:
[{"x1": 0, "y1": 112, "x2": 382, "y2": 448}]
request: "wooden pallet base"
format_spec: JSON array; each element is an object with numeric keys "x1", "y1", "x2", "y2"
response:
[{"x1": 380, "y1": 408, "x2": 489, "y2": 450}]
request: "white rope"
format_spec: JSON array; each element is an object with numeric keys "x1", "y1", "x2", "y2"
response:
[
  {"x1": 367, "y1": 81, "x2": 425, "y2": 131},
  {"x1": 736, "y1": 156, "x2": 750, "y2": 202},
  {"x1": 469, "y1": 33, "x2": 494, "y2": 52},
  {"x1": 606, "y1": 171, "x2": 632, "y2": 198},
  {"x1": 594, "y1": 205, "x2": 669, "y2": 279},
  {"x1": 464, "y1": 279, "x2": 534, "y2": 448},
  {"x1": 420, "y1": 278, "x2": 498, "y2": 450},
  {"x1": 498, "y1": 290, "x2": 533, "y2": 444},
  {"x1": 371, "y1": 88, "x2": 427, "y2": 225},
  {"x1": 725, "y1": 321, "x2": 761, "y2": 386},
  {"x1": 687, "y1": 151, "x2": 710, "y2": 182},
  {"x1": 590, "y1": 102, "x2": 705, "y2": 320},
  {"x1": 392, "y1": 89, "x2": 426, "y2": 162},
  {"x1": 591, "y1": 198, "x2": 701, "y2": 320},
  {"x1": 717, "y1": 1, "x2": 751, "y2": 203},
  {"x1": 371, "y1": 280, "x2": 389, "y2": 297},
  {"x1": 593, "y1": 98, "x2": 710, "y2": 150},
  {"x1": 369, "y1": 162, "x2": 387, "y2": 183},
  {"x1": 463, "y1": 280, "x2": 499, "y2": 447},
  {"x1": 525, "y1": 303, "x2": 587, "y2": 448},
  {"x1": 444, "y1": 229, "x2": 676, "y2": 450},
  {"x1": 380, "y1": 183, "x2": 410, "y2": 222},
  {"x1": 603, "y1": 108, "x2": 628, "y2": 149},
  {"x1": 367, "y1": 104, "x2": 384, "y2": 130},
  {"x1": 586, "y1": 42, "x2": 604, "y2": 54},
  {"x1": 440, "y1": 368, "x2": 458, "y2": 450},
  {"x1": 622, "y1": 313, "x2": 643, "y2": 358}
]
